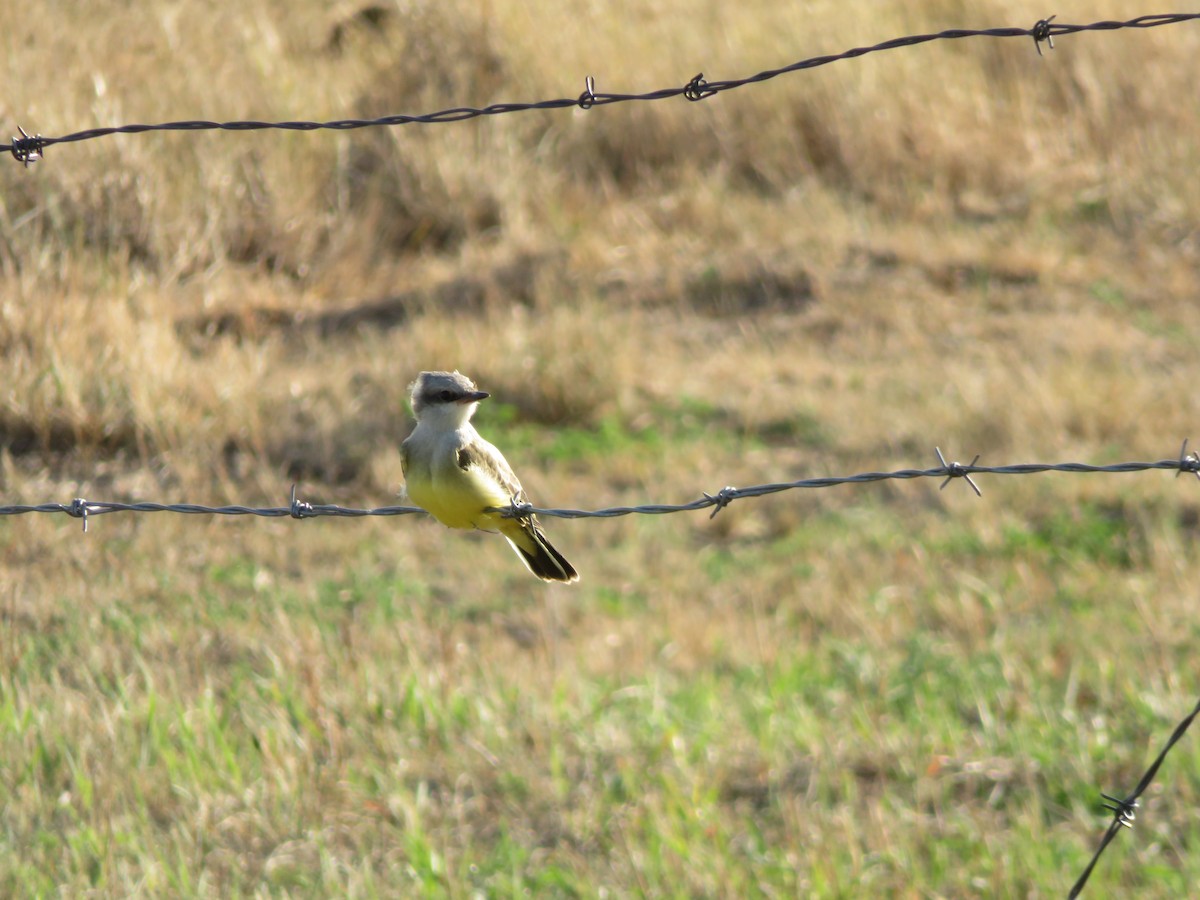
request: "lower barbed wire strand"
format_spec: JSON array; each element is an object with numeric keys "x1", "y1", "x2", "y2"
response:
[{"x1": 0, "y1": 452, "x2": 1194, "y2": 521}]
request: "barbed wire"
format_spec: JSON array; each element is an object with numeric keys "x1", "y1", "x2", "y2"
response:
[
  {"x1": 4, "y1": 10, "x2": 1199, "y2": 896},
  {"x1": 6, "y1": 13, "x2": 1200, "y2": 165},
  {"x1": 3, "y1": 443, "x2": 1199, "y2": 531},
  {"x1": 1070, "y1": 694, "x2": 1200, "y2": 897}
]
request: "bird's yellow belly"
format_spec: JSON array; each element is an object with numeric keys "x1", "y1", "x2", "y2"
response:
[{"x1": 407, "y1": 465, "x2": 508, "y2": 531}]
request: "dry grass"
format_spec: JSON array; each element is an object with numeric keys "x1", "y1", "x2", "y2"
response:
[{"x1": 3, "y1": 0, "x2": 1200, "y2": 896}]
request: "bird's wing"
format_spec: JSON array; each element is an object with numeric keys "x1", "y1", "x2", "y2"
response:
[
  {"x1": 397, "y1": 440, "x2": 409, "y2": 501},
  {"x1": 456, "y1": 438, "x2": 528, "y2": 506}
]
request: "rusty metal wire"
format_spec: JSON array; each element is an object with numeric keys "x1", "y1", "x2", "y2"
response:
[
  {"x1": 1070, "y1": 695, "x2": 1200, "y2": 897},
  {"x1": 6, "y1": 13, "x2": 1200, "y2": 164},
  {"x1": 3, "y1": 442, "x2": 1199, "y2": 530}
]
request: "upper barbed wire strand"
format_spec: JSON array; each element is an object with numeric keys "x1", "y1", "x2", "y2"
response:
[{"x1": 7, "y1": 15, "x2": 1200, "y2": 163}]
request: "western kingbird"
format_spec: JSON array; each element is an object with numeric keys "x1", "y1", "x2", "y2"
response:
[{"x1": 400, "y1": 370, "x2": 580, "y2": 583}]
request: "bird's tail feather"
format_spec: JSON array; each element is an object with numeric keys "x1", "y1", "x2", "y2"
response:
[{"x1": 505, "y1": 521, "x2": 579, "y2": 583}]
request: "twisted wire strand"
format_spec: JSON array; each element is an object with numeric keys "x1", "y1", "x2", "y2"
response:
[
  {"x1": 2, "y1": 446, "x2": 1197, "y2": 524},
  {"x1": 1069, "y1": 695, "x2": 1200, "y2": 898},
  {"x1": 6, "y1": 14, "x2": 1200, "y2": 163}
]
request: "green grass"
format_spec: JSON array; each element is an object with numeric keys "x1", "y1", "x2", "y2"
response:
[{"x1": 5, "y1": 484, "x2": 1199, "y2": 896}]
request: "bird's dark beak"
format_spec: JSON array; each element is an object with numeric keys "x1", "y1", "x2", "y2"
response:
[{"x1": 460, "y1": 390, "x2": 489, "y2": 403}]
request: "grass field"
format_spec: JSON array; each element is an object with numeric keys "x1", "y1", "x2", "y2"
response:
[{"x1": 3, "y1": 1, "x2": 1200, "y2": 896}]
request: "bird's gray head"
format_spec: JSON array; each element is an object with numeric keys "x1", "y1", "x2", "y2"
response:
[{"x1": 409, "y1": 370, "x2": 490, "y2": 419}]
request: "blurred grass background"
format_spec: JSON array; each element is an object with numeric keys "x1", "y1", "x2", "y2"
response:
[{"x1": 2, "y1": 1, "x2": 1200, "y2": 895}]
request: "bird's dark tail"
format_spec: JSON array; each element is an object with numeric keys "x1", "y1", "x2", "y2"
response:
[{"x1": 506, "y1": 520, "x2": 579, "y2": 583}]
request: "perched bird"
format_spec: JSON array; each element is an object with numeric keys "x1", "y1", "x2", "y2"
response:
[{"x1": 400, "y1": 370, "x2": 580, "y2": 583}]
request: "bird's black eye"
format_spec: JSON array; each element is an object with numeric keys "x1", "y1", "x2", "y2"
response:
[{"x1": 439, "y1": 390, "x2": 455, "y2": 402}]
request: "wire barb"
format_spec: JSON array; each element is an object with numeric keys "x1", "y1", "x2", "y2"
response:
[
  {"x1": 578, "y1": 75, "x2": 597, "y2": 110},
  {"x1": 684, "y1": 73, "x2": 715, "y2": 102},
  {"x1": 67, "y1": 497, "x2": 89, "y2": 533},
  {"x1": 1032, "y1": 15, "x2": 1057, "y2": 56},
  {"x1": 1176, "y1": 438, "x2": 1200, "y2": 481},
  {"x1": 496, "y1": 499, "x2": 536, "y2": 521},
  {"x1": 935, "y1": 447, "x2": 982, "y2": 497},
  {"x1": 289, "y1": 484, "x2": 315, "y2": 519},
  {"x1": 1100, "y1": 794, "x2": 1138, "y2": 828},
  {"x1": 10, "y1": 125, "x2": 45, "y2": 166},
  {"x1": 703, "y1": 486, "x2": 738, "y2": 519}
]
